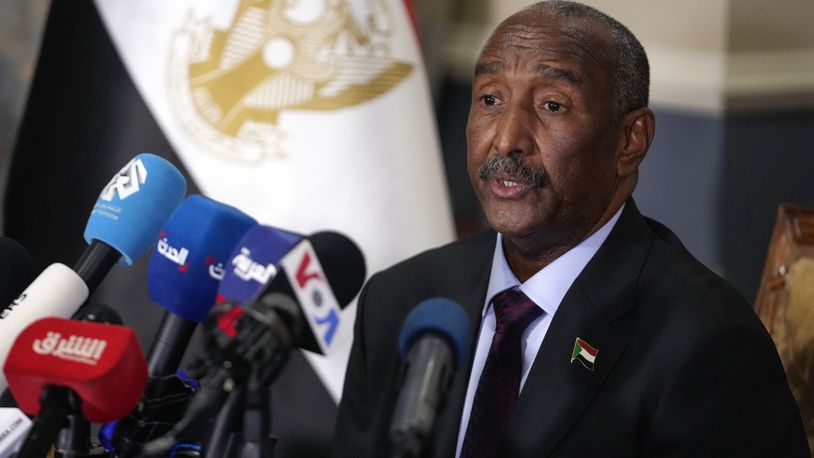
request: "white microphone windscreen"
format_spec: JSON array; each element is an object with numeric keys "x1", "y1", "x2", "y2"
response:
[{"x1": 0, "y1": 263, "x2": 89, "y2": 392}]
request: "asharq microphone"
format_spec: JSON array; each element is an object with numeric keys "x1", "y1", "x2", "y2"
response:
[
  {"x1": 77, "y1": 153, "x2": 186, "y2": 291},
  {"x1": 145, "y1": 194, "x2": 257, "y2": 376},
  {"x1": 3, "y1": 317, "x2": 147, "y2": 458},
  {"x1": 0, "y1": 237, "x2": 35, "y2": 313},
  {"x1": 390, "y1": 298, "x2": 472, "y2": 458},
  {"x1": 55, "y1": 304, "x2": 124, "y2": 457},
  {"x1": 144, "y1": 231, "x2": 366, "y2": 455},
  {"x1": 0, "y1": 407, "x2": 31, "y2": 458}
]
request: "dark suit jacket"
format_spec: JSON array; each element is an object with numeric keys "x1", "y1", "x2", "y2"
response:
[{"x1": 332, "y1": 201, "x2": 808, "y2": 457}]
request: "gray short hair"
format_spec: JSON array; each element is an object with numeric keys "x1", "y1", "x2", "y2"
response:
[{"x1": 523, "y1": 1, "x2": 650, "y2": 118}]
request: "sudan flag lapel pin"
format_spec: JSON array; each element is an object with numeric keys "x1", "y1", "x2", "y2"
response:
[{"x1": 570, "y1": 337, "x2": 598, "y2": 371}]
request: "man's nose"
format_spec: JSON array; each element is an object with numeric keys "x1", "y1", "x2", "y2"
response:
[{"x1": 492, "y1": 102, "x2": 536, "y2": 157}]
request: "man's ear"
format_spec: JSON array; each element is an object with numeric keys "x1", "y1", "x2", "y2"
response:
[{"x1": 616, "y1": 107, "x2": 655, "y2": 177}]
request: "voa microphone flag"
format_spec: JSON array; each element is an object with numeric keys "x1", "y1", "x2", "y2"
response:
[{"x1": 5, "y1": 0, "x2": 453, "y2": 454}]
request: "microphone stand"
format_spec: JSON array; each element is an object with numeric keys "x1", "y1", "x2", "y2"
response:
[
  {"x1": 54, "y1": 413, "x2": 91, "y2": 457},
  {"x1": 203, "y1": 386, "x2": 245, "y2": 458},
  {"x1": 203, "y1": 370, "x2": 277, "y2": 458},
  {"x1": 19, "y1": 382, "x2": 114, "y2": 458},
  {"x1": 57, "y1": 303, "x2": 124, "y2": 458},
  {"x1": 237, "y1": 370, "x2": 275, "y2": 458},
  {"x1": 17, "y1": 386, "x2": 75, "y2": 458},
  {"x1": 144, "y1": 295, "x2": 296, "y2": 456}
]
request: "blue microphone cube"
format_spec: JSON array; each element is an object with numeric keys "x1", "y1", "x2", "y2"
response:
[
  {"x1": 147, "y1": 194, "x2": 257, "y2": 322},
  {"x1": 217, "y1": 225, "x2": 303, "y2": 305},
  {"x1": 84, "y1": 153, "x2": 187, "y2": 265}
]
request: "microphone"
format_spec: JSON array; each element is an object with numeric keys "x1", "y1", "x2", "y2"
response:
[
  {"x1": 0, "y1": 237, "x2": 35, "y2": 313},
  {"x1": 111, "y1": 195, "x2": 256, "y2": 457},
  {"x1": 144, "y1": 231, "x2": 366, "y2": 455},
  {"x1": 2, "y1": 317, "x2": 147, "y2": 458},
  {"x1": 0, "y1": 153, "x2": 185, "y2": 393},
  {"x1": 73, "y1": 302, "x2": 125, "y2": 325},
  {"x1": 216, "y1": 224, "x2": 303, "y2": 307},
  {"x1": 199, "y1": 230, "x2": 366, "y2": 375},
  {"x1": 0, "y1": 238, "x2": 37, "y2": 409},
  {"x1": 203, "y1": 224, "x2": 302, "y2": 458},
  {"x1": 235, "y1": 230, "x2": 366, "y2": 359},
  {"x1": 0, "y1": 407, "x2": 32, "y2": 458},
  {"x1": 56, "y1": 303, "x2": 124, "y2": 457},
  {"x1": 207, "y1": 224, "x2": 303, "y2": 343},
  {"x1": 389, "y1": 298, "x2": 472, "y2": 458},
  {"x1": 77, "y1": 153, "x2": 186, "y2": 291},
  {"x1": 0, "y1": 264, "x2": 89, "y2": 394},
  {"x1": 146, "y1": 194, "x2": 257, "y2": 376}
]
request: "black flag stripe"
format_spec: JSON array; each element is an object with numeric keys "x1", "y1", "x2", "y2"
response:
[{"x1": 3, "y1": 1, "x2": 335, "y2": 455}]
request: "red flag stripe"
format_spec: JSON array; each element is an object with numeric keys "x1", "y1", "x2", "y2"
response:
[
  {"x1": 577, "y1": 337, "x2": 599, "y2": 357},
  {"x1": 403, "y1": 0, "x2": 418, "y2": 37}
]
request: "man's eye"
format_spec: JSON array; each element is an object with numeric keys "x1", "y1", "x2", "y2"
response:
[
  {"x1": 482, "y1": 95, "x2": 497, "y2": 106},
  {"x1": 545, "y1": 101, "x2": 562, "y2": 112}
]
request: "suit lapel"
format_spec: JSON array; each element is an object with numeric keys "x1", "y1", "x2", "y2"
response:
[
  {"x1": 506, "y1": 285, "x2": 627, "y2": 456},
  {"x1": 430, "y1": 231, "x2": 497, "y2": 458},
  {"x1": 505, "y1": 200, "x2": 654, "y2": 456}
]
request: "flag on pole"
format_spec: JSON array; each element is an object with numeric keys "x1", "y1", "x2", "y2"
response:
[{"x1": 5, "y1": 0, "x2": 454, "y2": 454}]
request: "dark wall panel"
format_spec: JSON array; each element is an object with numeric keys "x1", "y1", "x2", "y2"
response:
[
  {"x1": 635, "y1": 109, "x2": 725, "y2": 274},
  {"x1": 719, "y1": 109, "x2": 814, "y2": 300}
]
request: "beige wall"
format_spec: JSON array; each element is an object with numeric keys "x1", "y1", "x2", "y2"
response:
[
  {"x1": 491, "y1": 1, "x2": 729, "y2": 54},
  {"x1": 451, "y1": 0, "x2": 814, "y2": 113},
  {"x1": 491, "y1": 0, "x2": 814, "y2": 53},
  {"x1": 729, "y1": 0, "x2": 814, "y2": 53}
]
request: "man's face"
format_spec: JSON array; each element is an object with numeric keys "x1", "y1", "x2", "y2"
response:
[{"x1": 467, "y1": 12, "x2": 623, "y2": 250}]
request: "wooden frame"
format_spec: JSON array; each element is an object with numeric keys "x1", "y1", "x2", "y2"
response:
[{"x1": 755, "y1": 203, "x2": 814, "y2": 452}]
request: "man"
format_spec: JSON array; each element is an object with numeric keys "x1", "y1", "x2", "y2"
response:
[{"x1": 333, "y1": 1, "x2": 808, "y2": 457}]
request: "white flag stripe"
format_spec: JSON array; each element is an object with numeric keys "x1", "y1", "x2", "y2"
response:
[
  {"x1": 94, "y1": 0, "x2": 454, "y2": 401},
  {"x1": 580, "y1": 347, "x2": 596, "y2": 363}
]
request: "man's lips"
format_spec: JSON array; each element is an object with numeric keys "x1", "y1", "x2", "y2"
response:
[{"x1": 487, "y1": 175, "x2": 534, "y2": 198}]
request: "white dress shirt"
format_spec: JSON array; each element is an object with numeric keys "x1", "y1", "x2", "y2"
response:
[{"x1": 455, "y1": 205, "x2": 624, "y2": 457}]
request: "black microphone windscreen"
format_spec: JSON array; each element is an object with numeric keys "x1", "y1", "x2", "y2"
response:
[
  {"x1": 0, "y1": 237, "x2": 36, "y2": 309},
  {"x1": 308, "y1": 231, "x2": 366, "y2": 309},
  {"x1": 74, "y1": 303, "x2": 124, "y2": 325}
]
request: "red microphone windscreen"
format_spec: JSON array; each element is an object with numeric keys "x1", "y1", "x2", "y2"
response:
[{"x1": 2, "y1": 318, "x2": 148, "y2": 422}]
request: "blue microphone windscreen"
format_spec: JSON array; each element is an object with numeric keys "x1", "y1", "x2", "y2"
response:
[
  {"x1": 398, "y1": 298, "x2": 472, "y2": 368},
  {"x1": 147, "y1": 195, "x2": 257, "y2": 322},
  {"x1": 217, "y1": 225, "x2": 303, "y2": 305},
  {"x1": 84, "y1": 153, "x2": 186, "y2": 265}
]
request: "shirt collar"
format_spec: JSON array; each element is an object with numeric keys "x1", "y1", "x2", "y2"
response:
[{"x1": 484, "y1": 204, "x2": 625, "y2": 317}]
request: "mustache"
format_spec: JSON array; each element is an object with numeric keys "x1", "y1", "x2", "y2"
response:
[{"x1": 478, "y1": 155, "x2": 546, "y2": 186}]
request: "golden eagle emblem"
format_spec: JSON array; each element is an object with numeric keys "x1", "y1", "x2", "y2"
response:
[{"x1": 170, "y1": 0, "x2": 413, "y2": 161}]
